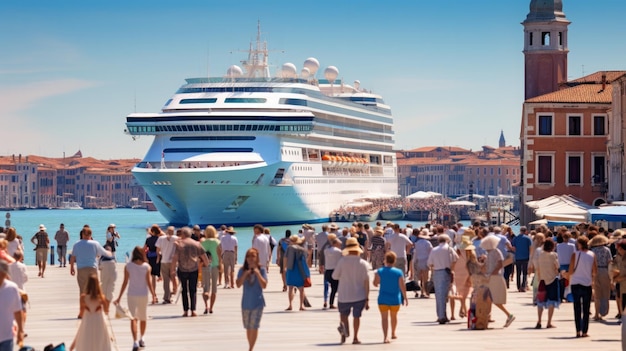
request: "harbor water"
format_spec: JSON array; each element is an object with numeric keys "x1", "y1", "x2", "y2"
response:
[{"x1": 6, "y1": 208, "x2": 519, "y2": 265}]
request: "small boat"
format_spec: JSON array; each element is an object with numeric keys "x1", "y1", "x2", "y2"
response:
[
  {"x1": 380, "y1": 208, "x2": 404, "y2": 220},
  {"x1": 357, "y1": 210, "x2": 380, "y2": 223},
  {"x1": 405, "y1": 210, "x2": 430, "y2": 221},
  {"x1": 59, "y1": 200, "x2": 83, "y2": 210}
]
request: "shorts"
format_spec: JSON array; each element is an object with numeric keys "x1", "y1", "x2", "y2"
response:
[
  {"x1": 378, "y1": 304, "x2": 400, "y2": 313},
  {"x1": 202, "y1": 266, "x2": 219, "y2": 295},
  {"x1": 77, "y1": 267, "x2": 97, "y2": 293},
  {"x1": 36, "y1": 248, "x2": 48, "y2": 263},
  {"x1": 338, "y1": 299, "x2": 367, "y2": 318},
  {"x1": 127, "y1": 295, "x2": 148, "y2": 321},
  {"x1": 242, "y1": 307, "x2": 263, "y2": 329},
  {"x1": 223, "y1": 251, "x2": 236, "y2": 273}
]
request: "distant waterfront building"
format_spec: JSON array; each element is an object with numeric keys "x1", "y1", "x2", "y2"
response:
[
  {"x1": 0, "y1": 152, "x2": 143, "y2": 209},
  {"x1": 397, "y1": 144, "x2": 520, "y2": 198}
]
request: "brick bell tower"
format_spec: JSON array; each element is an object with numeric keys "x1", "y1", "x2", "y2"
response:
[{"x1": 523, "y1": 0, "x2": 570, "y2": 100}]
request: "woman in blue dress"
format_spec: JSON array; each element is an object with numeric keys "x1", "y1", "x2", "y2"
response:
[
  {"x1": 285, "y1": 235, "x2": 310, "y2": 311},
  {"x1": 236, "y1": 248, "x2": 267, "y2": 351},
  {"x1": 373, "y1": 251, "x2": 408, "y2": 343}
]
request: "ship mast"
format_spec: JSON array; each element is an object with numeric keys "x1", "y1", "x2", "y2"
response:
[{"x1": 241, "y1": 21, "x2": 270, "y2": 78}]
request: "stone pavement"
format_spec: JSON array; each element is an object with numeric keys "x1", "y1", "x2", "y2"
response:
[{"x1": 17, "y1": 263, "x2": 623, "y2": 350}]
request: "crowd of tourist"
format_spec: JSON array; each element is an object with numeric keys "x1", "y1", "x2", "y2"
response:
[{"x1": 1, "y1": 219, "x2": 626, "y2": 350}]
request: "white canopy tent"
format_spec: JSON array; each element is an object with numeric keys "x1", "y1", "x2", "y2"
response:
[
  {"x1": 526, "y1": 195, "x2": 595, "y2": 221},
  {"x1": 448, "y1": 200, "x2": 476, "y2": 206},
  {"x1": 406, "y1": 191, "x2": 442, "y2": 200}
]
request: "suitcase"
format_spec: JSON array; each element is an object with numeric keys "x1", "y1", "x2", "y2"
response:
[{"x1": 470, "y1": 285, "x2": 492, "y2": 330}]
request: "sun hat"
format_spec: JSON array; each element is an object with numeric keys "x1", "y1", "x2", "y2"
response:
[
  {"x1": 417, "y1": 230, "x2": 429, "y2": 239},
  {"x1": 108, "y1": 223, "x2": 116, "y2": 228},
  {"x1": 480, "y1": 235, "x2": 500, "y2": 251},
  {"x1": 329, "y1": 223, "x2": 339, "y2": 231},
  {"x1": 342, "y1": 237, "x2": 363, "y2": 255},
  {"x1": 458, "y1": 235, "x2": 472, "y2": 250},
  {"x1": 39, "y1": 224, "x2": 46, "y2": 231},
  {"x1": 589, "y1": 235, "x2": 609, "y2": 247},
  {"x1": 289, "y1": 235, "x2": 305, "y2": 244},
  {"x1": 225, "y1": 226, "x2": 236, "y2": 234},
  {"x1": 327, "y1": 233, "x2": 338, "y2": 242}
]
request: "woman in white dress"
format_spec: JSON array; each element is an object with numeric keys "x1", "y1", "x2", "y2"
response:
[
  {"x1": 115, "y1": 246, "x2": 157, "y2": 351},
  {"x1": 70, "y1": 274, "x2": 112, "y2": 351}
]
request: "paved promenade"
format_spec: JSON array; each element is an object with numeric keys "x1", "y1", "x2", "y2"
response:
[{"x1": 19, "y1": 263, "x2": 623, "y2": 351}]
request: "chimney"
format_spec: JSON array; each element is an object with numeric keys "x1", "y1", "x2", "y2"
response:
[{"x1": 602, "y1": 73, "x2": 607, "y2": 91}]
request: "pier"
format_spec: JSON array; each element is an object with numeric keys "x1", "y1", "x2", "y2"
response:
[{"x1": 19, "y1": 263, "x2": 622, "y2": 350}]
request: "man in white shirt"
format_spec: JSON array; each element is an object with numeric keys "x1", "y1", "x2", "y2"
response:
[
  {"x1": 156, "y1": 226, "x2": 179, "y2": 304},
  {"x1": 252, "y1": 224, "x2": 270, "y2": 271},
  {"x1": 427, "y1": 234, "x2": 458, "y2": 324},
  {"x1": 332, "y1": 237, "x2": 369, "y2": 345},
  {"x1": 0, "y1": 260, "x2": 24, "y2": 350},
  {"x1": 385, "y1": 224, "x2": 413, "y2": 276},
  {"x1": 220, "y1": 227, "x2": 238, "y2": 289}
]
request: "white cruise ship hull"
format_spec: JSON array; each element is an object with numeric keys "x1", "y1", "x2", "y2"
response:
[{"x1": 134, "y1": 161, "x2": 396, "y2": 226}]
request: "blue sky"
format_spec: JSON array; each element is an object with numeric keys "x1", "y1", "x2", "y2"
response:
[{"x1": 1, "y1": 1, "x2": 625, "y2": 159}]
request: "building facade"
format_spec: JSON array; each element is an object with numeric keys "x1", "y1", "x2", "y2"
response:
[
  {"x1": 397, "y1": 145, "x2": 520, "y2": 198},
  {"x1": 519, "y1": 0, "x2": 626, "y2": 224}
]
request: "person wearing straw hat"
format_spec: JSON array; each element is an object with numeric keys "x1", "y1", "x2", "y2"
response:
[
  {"x1": 30, "y1": 224, "x2": 49, "y2": 278},
  {"x1": 412, "y1": 229, "x2": 433, "y2": 298},
  {"x1": 481, "y1": 234, "x2": 515, "y2": 328},
  {"x1": 590, "y1": 234, "x2": 612, "y2": 321},
  {"x1": 332, "y1": 237, "x2": 370, "y2": 344},
  {"x1": 220, "y1": 227, "x2": 238, "y2": 289},
  {"x1": 0, "y1": 259, "x2": 24, "y2": 350},
  {"x1": 285, "y1": 235, "x2": 309, "y2": 311}
]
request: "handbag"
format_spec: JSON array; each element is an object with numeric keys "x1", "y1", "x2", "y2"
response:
[
  {"x1": 304, "y1": 277, "x2": 312, "y2": 288},
  {"x1": 537, "y1": 280, "x2": 547, "y2": 302}
]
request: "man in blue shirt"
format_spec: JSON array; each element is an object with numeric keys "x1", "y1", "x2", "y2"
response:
[
  {"x1": 512, "y1": 226, "x2": 532, "y2": 292},
  {"x1": 69, "y1": 225, "x2": 112, "y2": 318}
]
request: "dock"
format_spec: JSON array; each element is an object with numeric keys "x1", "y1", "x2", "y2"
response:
[{"x1": 18, "y1": 263, "x2": 623, "y2": 350}]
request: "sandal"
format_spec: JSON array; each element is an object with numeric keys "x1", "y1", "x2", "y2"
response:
[{"x1": 534, "y1": 323, "x2": 541, "y2": 329}]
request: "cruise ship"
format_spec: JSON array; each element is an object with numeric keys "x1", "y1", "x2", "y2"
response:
[{"x1": 125, "y1": 26, "x2": 398, "y2": 226}]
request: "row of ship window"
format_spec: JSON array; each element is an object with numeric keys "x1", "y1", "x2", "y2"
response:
[{"x1": 127, "y1": 124, "x2": 313, "y2": 133}]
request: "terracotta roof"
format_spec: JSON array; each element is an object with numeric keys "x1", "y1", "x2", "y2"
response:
[
  {"x1": 404, "y1": 146, "x2": 471, "y2": 153},
  {"x1": 525, "y1": 83, "x2": 613, "y2": 104},
  {"x1": 569, "y1": 71, "x2": 626, "y2": 84},
  {"x1": 526, "y1": 70, "x2": 626, "y2": 104}
]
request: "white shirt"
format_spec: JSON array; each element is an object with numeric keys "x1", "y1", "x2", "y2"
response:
[
  {"x1": 252, "y1": 234, "x2": 270, "y2": 267},
  {"x1": 570, "y1": 250, "x2": 596, "y2": 286},
  {"x1": 387, "y1": 232, "x2": 412, "y2": 258},
  {"x1": 427, "y1": 243, "x2": 458, "y2": 270},
  {"x1": 221, "y1": 234, "x2": 238, "y2": 251},
  {"x1": 8, "y1": 261, "x2": 28, "y2": 290},
  {"x1": 126, "y1": 262, "x2": 151, "y2": 296},
  {"x1": 155, "y1": 235, "x2": 179, "y2": 263},
  {"x1": 324, "y1": 246, "x2": 343, "y2": 271},
  {"x1": 0, "y1": 279, "x2": 22, "y2": 343},
  {"x1": 332, "y1": 255, "x2": 369, "y2": 303}
]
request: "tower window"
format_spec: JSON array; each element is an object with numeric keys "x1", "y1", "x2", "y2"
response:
[
  {"x1": 529, "y1": 32, "x2": 533, "y2": 46},
  {"x1": 558, "y1": 32, "x2": 563, "y2": 46},
  {"x1": 541, "y1": 32, "x2": 550, "y2": 46}
]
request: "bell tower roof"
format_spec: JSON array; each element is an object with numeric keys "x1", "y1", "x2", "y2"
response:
[{"x1": 525, "y1": 0, "x2": 568, "y2": 23}]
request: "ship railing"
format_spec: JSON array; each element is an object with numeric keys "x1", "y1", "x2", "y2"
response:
[{"x1": 135, "y1": 161, "x2": 262, "y2": 169}]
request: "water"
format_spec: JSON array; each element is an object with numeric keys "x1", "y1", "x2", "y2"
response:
[{"x1": 5, "y1": 208, "x2": 520, "y2": 265}]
